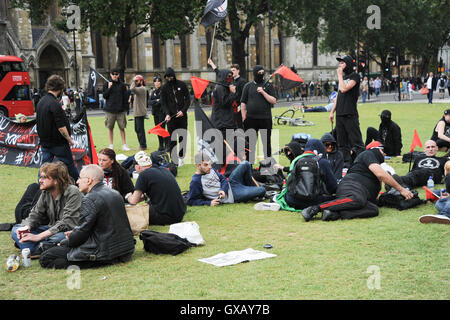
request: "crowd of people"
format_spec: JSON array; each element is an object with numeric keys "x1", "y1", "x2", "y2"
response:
[{"x1": 6, "y1": 55, "x2": 450, "y2": 271}]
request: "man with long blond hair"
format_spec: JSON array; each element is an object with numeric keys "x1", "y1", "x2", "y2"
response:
[{"x1": 11, "y1": 161, "x2": 83, "y2": 258}]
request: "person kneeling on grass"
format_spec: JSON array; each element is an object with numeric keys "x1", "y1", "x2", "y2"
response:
[
  {"x1": 40, "y1": 164, "x2": 135, "y2": 269},
  {"x1": 187, "y1": 152, "x2": 266, "y2": 206}
]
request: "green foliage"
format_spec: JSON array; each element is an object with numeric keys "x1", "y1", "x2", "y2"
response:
[{"x1": 0, "y1": 102, "x2": 449, "y2": 299}]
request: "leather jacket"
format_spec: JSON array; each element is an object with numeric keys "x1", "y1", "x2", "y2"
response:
[{"x1": 66, "y1": 182, "x2": 135, "y2": 262}]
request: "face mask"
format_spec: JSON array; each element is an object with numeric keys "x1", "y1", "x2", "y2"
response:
[{"x1": 255, "y1": 73, "x2": 264, "y2": 83}]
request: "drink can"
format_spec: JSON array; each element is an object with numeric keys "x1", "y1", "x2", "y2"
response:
[
  {"x1": 6, "y1": 254, "x2": 20, "y2": 272},
  {"x1": 22, "y1": 248, "x2": 31, "y2": 268},
  {"x1": 342, "y1": 168, "x2": 348, "y2": 177}
]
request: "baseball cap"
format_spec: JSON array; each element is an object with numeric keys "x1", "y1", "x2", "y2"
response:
[
  {"x1": 444, "y1": 109, "x2": 450, "y2": 115},
  {"x1": 336, "y1": 55, "x2": 355, "y2": 67},
  {"x1": 366, "y1": 141, "x2": 384, "y2": 150},
  {"x1": 135, "y1": 151, "x2": 152, "y2": 167}
]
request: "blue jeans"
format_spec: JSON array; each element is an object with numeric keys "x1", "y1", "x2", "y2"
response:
[
  {"x1": 362, "y1": 90, "x2": 367, "y2": 102},
  {"x1": 435, "y1": 198, "x2": 450, "y2": 218},
  {"x1": 41, "y1": 144, "x2": 79, "y2": 181},
  {"x1": 427, "y1": 90, "x2": 433, "y2": 104},
  {"x1": 11, "y1": 225, "x2": 66, "y2": 253},
  {"x1": 375, "y1": 88, "x2": 380, "y2": 97},
  {"x1": 228, "y1": 161, "x2": 266, "y2": 203}
]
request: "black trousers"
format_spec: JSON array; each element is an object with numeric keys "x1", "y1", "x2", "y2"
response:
[
  {"x1": 336, "y1": 115, "x2": 365, "y2": 166},
  {"x1": 39, "y1": 245, "x2": 131, "y2": 269},
  {"x1": 134, "y1": 116, "x2": 147, "y2": 149},
  {"x1": 167, "y1": 116, "x2": 188, "y2": 164},
  {"x1": 401, "y1": 168, "x2": 434, "y2": 189},
  {"x1": 149, "y1": 205, "x2": 183, "y2": 226},
  {"x1": 318, "y1": 179, "x2": 379, "y2": 220},
  {"x1": 365, "y1": 126, "x2": 380, "y2": 146},
  {"x1": 244, "y1": 117, "x2": 272, "y2": 164},
  {"x1": 153, "y1": 113, "x2": 169, "y2": 151},
  {"x1": 436, "y1": 139, "x2": 450, "y2": 149}
]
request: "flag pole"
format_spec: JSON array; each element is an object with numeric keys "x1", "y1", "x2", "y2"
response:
[{"x1": 209, "y1": 23, "x2": 217, "y2": 60}]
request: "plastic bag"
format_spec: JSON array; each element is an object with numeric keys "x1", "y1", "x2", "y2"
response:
[{"x1": 168, "y1": 221, "x2": 205, "y2": 246}]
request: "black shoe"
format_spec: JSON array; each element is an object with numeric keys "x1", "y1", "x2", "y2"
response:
[
  {"x1": 301, "y1": 205, "x2": 320, "y2": 222},
  {"x1": 322, "y1": 209, "x2": 340, "y2": 221}
]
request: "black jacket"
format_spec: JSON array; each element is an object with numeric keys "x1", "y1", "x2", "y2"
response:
[
  {"x1": 321, "y1": 133, "x2": 344, "y2": 179},
  {"x1": 149, "y1": 87, "x2": 163, "y2": 116},
  {"x1": 160, "y1": 68, "x2": 191, "y2": 117},
  {"x1": 379, "y1": 119, "x2": 402, "y2": 156},
  {"x1": 66, "y1": 183, "x2": 135, "y2": 262},
  {"x1": 211, "y1": 69, "x2": 236, "y2": 129},
  {"x1": 102, "y1": 79, "x2": 128, "y2": 113}
]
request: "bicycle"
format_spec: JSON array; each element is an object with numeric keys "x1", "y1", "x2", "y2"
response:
[{"x1": 273, "y1": 103, "x2": 314, "y2": 126}]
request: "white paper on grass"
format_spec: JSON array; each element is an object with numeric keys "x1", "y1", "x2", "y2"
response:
[
  {"x1": 381, "y1": 162, "x2": 396, "y2": 175},
  {"x1": 198, "y1": 248, "x2": 277, "y2": 267},
  {"x1": 168, "y1": 221, "x2": 206, "y2": 245},
  {"x1": 116, "y1": 153, "x2": 128, "y2": 161}
]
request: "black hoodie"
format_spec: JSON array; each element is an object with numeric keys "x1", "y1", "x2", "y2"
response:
[
  {"x1": 160, "y1": 67, "x2": 191, "y2": 117},
  {"x1": 321, "y1": 133, "x2": 344, "y2": 179},
  {"x1": 211, "y1": 69, "x2": 236, "y2": 129}
]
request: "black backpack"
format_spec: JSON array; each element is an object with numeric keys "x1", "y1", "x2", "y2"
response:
[
  {"x1": 139, "y1": 230, "x2": 195, "y2": 255},
  {"x1": 150, "y1": 150, "x2": 178, "y2": 177},
  {"x1": 440, "y1": 78, "x2": 446, "y2": 87},
  {"x1": 378, "y1": 189, "x2": 426, "y2": 210},
  {"x1": 286, "y1": 153, "x2": 321, "y2": 201}
]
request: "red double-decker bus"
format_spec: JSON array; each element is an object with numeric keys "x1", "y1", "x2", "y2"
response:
[{"x1": 0, "y1": 55, "x2": 34, "y2": 118}]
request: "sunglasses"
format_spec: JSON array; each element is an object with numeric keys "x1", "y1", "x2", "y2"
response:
[
  {"x1": 324, "y1": 143, "x2": 333, "y2": 147},
  {"x1": 111, "y1": 73, "x2": 119, "y2": 76}
]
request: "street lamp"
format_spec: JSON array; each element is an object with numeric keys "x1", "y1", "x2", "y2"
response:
[{"x1": 65, "y1": 2, "x2": 80, "y2": 89}]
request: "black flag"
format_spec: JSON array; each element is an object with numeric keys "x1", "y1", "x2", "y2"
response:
[
  {"x1": 201, "y1": 0, "x2": 228, "y2": 27},
  {"x1": 87, "y1": 67, "x2": 99, "y2": 99}
]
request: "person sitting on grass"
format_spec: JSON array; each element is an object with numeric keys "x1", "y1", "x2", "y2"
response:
[
  {"x1": 365, "y1": 109, "x2": 403, "y2": 157},
  {"x1": 419, "y1": 161, "x2": 450, "y2": 225},
  {"x1": 187, "y1": 152, "x2": 266, "y2": 206},
  {"x1": 431, "y1": 108, "x2": 450, "y2": 151},
  {"x1": 126, "y1": 151, "x2": 186, "y2": 225},
  {"x1": 97, "y1": 148, "x2": 134, "y2": 201},
  {"x1": 40, "y1": 164, "x2": 135, "y2": 269},
  {"x1": 11, "y1": 161, "x2": 83, "y2": 258},
  {"x1": 302, "y1": 91, "x2": 337, "y2": 113},
  {"x1": 321, "y1": 132, "x2": 344, "y2": 180}
]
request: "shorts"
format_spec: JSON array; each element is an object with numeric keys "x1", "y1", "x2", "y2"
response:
[{"x1": 105, "y1": 111, "x2": 127, "y2": 130}]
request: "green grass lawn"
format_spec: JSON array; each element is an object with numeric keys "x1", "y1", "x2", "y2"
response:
[{"x1": 0, "y1": 102, "x2": 449, "y2": 300}]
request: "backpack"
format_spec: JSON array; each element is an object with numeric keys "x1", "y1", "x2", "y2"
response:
[
  {"x1": 139, "y1": 230, "x2": 195, "y2": 255},
  {"x1": 286, "y1": 153, "x2": 321, "y2": 202},
  {"x1": 150, "y1": 150, "x2": 177, "y2": 177},
  {"x1": 440, "y1": 79, "x2": 445, "y2": 87},
  {"x1": 377, "y1": 189, "x2": 425, "y2": 210}
]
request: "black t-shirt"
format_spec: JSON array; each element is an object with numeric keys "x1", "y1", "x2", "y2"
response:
[
  {"x1": 241, "y1": 81, "x2": 276, "y2": 120},
  {"x1": 36, "y1": 93, "x2": 71, "y2": 147},
  {"x1": 336, "y1": 72, "x2": 360, "y2": 116},
  {"x1": 412, "y1": 155, "x2": 448, "y2": 183},
  {"x1": 345, "y1": 149, "x2": 384, "y2": 201},
  {"x1": 135, "y1": 166, "x2": 186, "y2": 218}
]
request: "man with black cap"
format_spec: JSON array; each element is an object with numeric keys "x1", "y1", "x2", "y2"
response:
[
  {"x1": 431, "y1": 108, "x2": 450, "y2": 151},
  {"x1": 329, "y1": 55, "x2": 365, "y2": 168},
  {"x1": 160, "y1": 67, "x2": 191, "y2": 166},
  {"x1": 365, "y1": 109, "x2": 403, "y2": 156},
  {"x1": 301, "y1": 142, "x2": 413, "y2": 222},
  {"x1": 240, "y1": 65, "x2": 277, "y2": 164}
]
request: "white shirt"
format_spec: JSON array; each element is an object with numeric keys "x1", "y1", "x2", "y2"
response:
[{"x1": 427, "y1": 77, "x2": 433, "y2": 89}]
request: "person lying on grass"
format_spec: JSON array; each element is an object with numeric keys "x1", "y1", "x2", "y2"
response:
[{"x1": 187, "y1": 152, "x2": 266, "y2": 206}]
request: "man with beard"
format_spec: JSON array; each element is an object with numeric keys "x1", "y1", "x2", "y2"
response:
[
  {"x1": 161, "y1": 67, "x2": 191, "y2": 166},
  {"x1": 240, "y1": 65, "x2": 277, "y2": 164},
  {"x1": 329, "y1": 55, "x2": 365, "y2": 167},
  {"x1": 365, "y1": 109, "x2": 403, "y2": 156},
  {"x1": 301, "y1": 142, "x2": 413, "y2": 222},
  {"x1": 11, "y1": 162, "x2": 82, "y2": 258}
]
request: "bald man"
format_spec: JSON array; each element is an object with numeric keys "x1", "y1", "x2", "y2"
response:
[
  {"x1": 40, "y1": 164, "x2": 135, "y2": 269},
  {"x1": 395, "y1": 140, "x2": 450, "y2": 189}
]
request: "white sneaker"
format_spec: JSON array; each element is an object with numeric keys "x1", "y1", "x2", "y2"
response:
[
  {"x1": 419, "y1": 214, "x2": 450, "y2": 224},
  {"x1": 122, "y1": 144, "x2": 130, "y2": 151},
  {"x1": 109, "y1": 144, "x2": 114, "y2": 150},
  {"x1": 177, "y1": 158, "x2": 184, "y2": 167},
  {"x1": 254, "y1": 202, "x2": 280, "y2": 211}
]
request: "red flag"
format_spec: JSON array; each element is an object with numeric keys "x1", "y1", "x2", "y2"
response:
[
  {"x1": 191, "y1": 76, "x2": 210, "y2": 99},
  {"x1": 423, "y1": 186, "x2": 439, "y2": 202},
  {"x1": 273, "y1": 65, "x2": 304, "y2": 89},
  {"x1": 410, "y1": 130, "x2": 422, "y2": 153},
  {"x1": 148, "y1": 123, "x2": 170, "y2": 138}
]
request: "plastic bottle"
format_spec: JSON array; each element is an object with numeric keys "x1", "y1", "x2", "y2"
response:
[
  {"x1": 427, "y1": 176, "x2": 434, "y2": 191},
  {"x1": 6, "y1": 254, "x2": 20, "y2": 272}
]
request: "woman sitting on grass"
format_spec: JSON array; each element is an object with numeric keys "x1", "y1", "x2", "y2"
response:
[{"x1": 97, "y1": 148, "x2": 134, "y2": 201}]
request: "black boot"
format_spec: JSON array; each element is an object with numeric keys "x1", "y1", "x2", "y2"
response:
[
  {"x1": 322, "y1": 209, "x2": 340, "y2": 221},
  {"x1": 301, "y1": 205, "x2": 320, "y2": 222}
]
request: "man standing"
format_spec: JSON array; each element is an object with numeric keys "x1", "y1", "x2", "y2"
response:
[
  {"x1": 301, "y1": 143, "x2": 413, "y2": 222},
  {"x1": 425, "y1": 72, "x2": 437, "y2": 104},
  {"x1": 148, "y1": 75, "x2": 168, "y2": 151},
  {"x1": 11, "y1": 162, "x2": 82, "y2": 258},
  {"x1": 130, "y1": 75, "x2": 148, "y2": 151},
  {"x1": 230, "y1": 64, "x2": 247, "y2": 129},
  {"x1": 160, "y1": 67, "x2": 191, "y2": 166},
  {"x1": 36, "y1": 75, "x2": 79, "y2": 181},
  {"x1": 329, "y1": 55, "x2": 365, "y2": 167},
  {"x1": 241, "y1": 65, "x2": 277, "y2": 164},
  {"x1": 40, "y1": 164, "x2": 135, "y2": 269},
  {"x1": 374, "y1": 76, "x2": 382, "y2": 97},
  {"x1": 102, "y1": 68, "x2": 130, "y2": 151},
  {"x1": 126, "y1": 151, "x2": 187, "y2": 225}
]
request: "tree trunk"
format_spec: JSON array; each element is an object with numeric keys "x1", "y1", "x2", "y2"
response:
[
  {"x1": 115, "y1": 10, "x2": 132, "y2": 81},
  {"x1": 231, "y1": 35, "x2": 248, "y2": 79}
]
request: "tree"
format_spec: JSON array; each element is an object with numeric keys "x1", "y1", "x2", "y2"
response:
[{"x1": 11, "y1": 0, "x2": 204, "y2": 77}]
